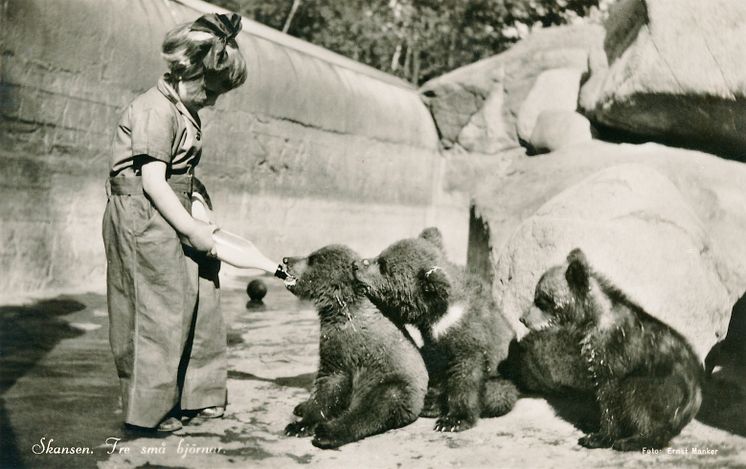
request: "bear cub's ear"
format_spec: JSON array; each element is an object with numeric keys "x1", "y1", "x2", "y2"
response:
[
  {"x1": 565, "y1": 248, "x2": 591, "y2": 292},
  {"x1": 418, "y1": 227, "x2": 444, "y2": 251}
]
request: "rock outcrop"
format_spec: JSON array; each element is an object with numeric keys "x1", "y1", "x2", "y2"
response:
[
  {"x1": 420, "y1": 25, "x2": 605, "y2": 154},
  {"x1": 516, "y1": 68, "x2": 586, "y2": 144},
  {"x1": 580, "y1": 0, "x2": 746, "y2": 158},
  {"x1": 528, "y1": 110, "x2": 593, "y2": 153}
]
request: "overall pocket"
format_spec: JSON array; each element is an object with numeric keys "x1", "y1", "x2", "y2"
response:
[{"x1": 131, "y1": 194, "x2": 180, "y2": 241}]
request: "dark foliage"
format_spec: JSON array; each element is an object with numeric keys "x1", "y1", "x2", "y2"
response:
[{"x1": 209, "y1": 0, "x2": 604, "y2": 85}]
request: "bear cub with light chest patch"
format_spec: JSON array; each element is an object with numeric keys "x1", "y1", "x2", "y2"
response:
[
  {"x1": 521, "y1": 248, "x2": 703, "y2": 451},
  {"x1": 353, "y1": 228, "x2": 517, "y2": 432},
  {"x1": 283, "y1": 245, "x2": 428, "y2": 449}
]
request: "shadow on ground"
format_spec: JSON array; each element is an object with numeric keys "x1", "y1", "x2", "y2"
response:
[
  {"x1": 228, "y1": 370, "x2": 315, "y2": 391},
  {"x1": 0, "y1": 294, "x2": 126, "y2": 469},
  {"x1": 543, "y1": 393, "x2": 600, "y2": 435},
  {"x1": 0, "y1": 298, "x2": 86, "y2": 468}
]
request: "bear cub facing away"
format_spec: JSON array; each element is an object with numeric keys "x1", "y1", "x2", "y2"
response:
[
  {"x1": 353, "y1": 228, "x2": 518, "y2": 432},
  {"x1": 521, "y1": 248, "x2": 703, "y2": 451},
  {"x1": 283, "y1": 245, "x2": 428, "y2": 449}
]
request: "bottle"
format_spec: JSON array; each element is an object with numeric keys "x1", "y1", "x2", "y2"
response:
[
  {"x1": 212, "y1": 229, "x2": 290, "y2": 280},
  {"x1": 191, "y1": 192, "x2": 290, "y2": 280}
]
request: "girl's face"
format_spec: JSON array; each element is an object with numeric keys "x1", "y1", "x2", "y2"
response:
[{"x1": 178, "y1": 73, "x2": 228, "y2": 112}]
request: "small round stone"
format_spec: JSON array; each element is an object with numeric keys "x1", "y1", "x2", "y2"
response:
[{"x1": 247, "y1": 279, "x2": 268, "y2": 302}]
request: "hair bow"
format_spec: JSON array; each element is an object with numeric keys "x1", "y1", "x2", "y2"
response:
[{"x1": 190, "y1": 13, "x2": 242, "y2": 70}]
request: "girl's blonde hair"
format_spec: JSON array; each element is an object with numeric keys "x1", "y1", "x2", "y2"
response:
[{"x1": 161, "y1": 20, "x2": 247, "y2": 92}]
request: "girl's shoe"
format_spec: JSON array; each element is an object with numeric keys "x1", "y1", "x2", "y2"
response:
[
  {"x1": 196, "y1": 406, "x2": 225, "y2": 419},
  {"x1": 156, "y1": 416, "x2": 183, "y2": 432}
]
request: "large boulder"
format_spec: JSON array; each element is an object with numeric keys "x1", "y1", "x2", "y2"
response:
[
  {"x1": 529, "y1": 110, "x2": 593, "y2": 153},
  {"x1": 482, "y1": 164, "x2": 731, "y2": 360},
  {"x1": 454, "y1": 81, "x2": 514, "y2": 155},
  {"x1": 580, "y1": 0, "x2": 746, "y2": 158},
  {"x1": 516, "y1": 68, "x2": 585, "y2": 143},
  {"x1": 421, "y1": 24, "x2": 604, "y2": 154},
  {"x1": 468, "y1": 140, "x2": 746, "y2": 307}
]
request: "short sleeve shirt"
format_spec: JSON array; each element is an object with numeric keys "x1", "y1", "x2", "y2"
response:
[{"x1": 110, "y1": 77, "x2": 202, "y2": 176}]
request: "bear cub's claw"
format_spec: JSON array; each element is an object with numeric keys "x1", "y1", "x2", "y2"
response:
[
  {"x1": 284, "y1": 421, "x2": 315, "y2": 438},
  {"x1": 434, "y1": 415, "x2": 473, "y2": 432}
]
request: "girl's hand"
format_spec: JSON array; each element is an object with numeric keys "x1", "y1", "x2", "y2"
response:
[{"x1": 187, "y1": 219, "x2": 218, "y2": 254}]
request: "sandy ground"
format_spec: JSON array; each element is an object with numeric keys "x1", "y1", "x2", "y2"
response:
[{"x1": 1, "y1": 275, "x2": 745, "y2": 469}]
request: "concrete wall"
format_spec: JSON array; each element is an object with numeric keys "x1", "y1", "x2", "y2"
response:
[{"x1": 0, "y1": 0, "x2": 464, "y2": 297}]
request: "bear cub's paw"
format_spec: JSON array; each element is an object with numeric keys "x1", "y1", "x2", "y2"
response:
[
  {"x1": 578, "y1": 432, "x2": 612, "y2": 449},
  {"x1": 311, "y1": 422, "x2": 348, "y2": 449},
  {"x1": 284, "y1": 420, "x2": 316, "y2": 438}
]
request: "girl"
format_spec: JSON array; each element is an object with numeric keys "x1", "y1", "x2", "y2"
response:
[{"x1": 103, "y1": 13, "x2": 247, "y2": 432}]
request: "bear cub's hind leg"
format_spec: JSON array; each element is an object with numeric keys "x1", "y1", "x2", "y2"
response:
[
  {"x1": 434, "y1": 359, "x2": 484, "y2": 432},
  {"x1": 285, "y1": 373, "x2": 350, "y2": 438},
  {"x1": 312, "y1": 374, "x2": 423, "y2": 449}
]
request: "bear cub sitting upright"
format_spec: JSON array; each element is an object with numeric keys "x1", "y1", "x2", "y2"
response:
[
  {"x1": 521, "y1": 248, "x2": 703, "y2": 451},
  {"x1": 353, "y1": 228, "x2": 517, "y2": 432},
  {"x1": 283, "y1": 245, "x2": 428, "y2": 449}
]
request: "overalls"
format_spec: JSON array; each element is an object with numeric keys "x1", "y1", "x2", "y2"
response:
[{"x1": 102, "y1": 77, "x2": 226, "y2": 428}]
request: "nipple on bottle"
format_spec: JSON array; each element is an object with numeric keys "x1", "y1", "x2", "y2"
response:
[{"x1": 275, "y1": 264, "x2": 297, "y2": 286}]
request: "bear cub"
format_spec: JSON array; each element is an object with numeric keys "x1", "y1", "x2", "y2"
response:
[
  {"x1": 522, "y1": 248, "x2": 703, "y2": 451},
  {"x1": 283, "y1": 245, "x2": 428, "y2": 449},
  {"x1": 353, "y1": 228, "x2": 517, "y2": 432}
]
